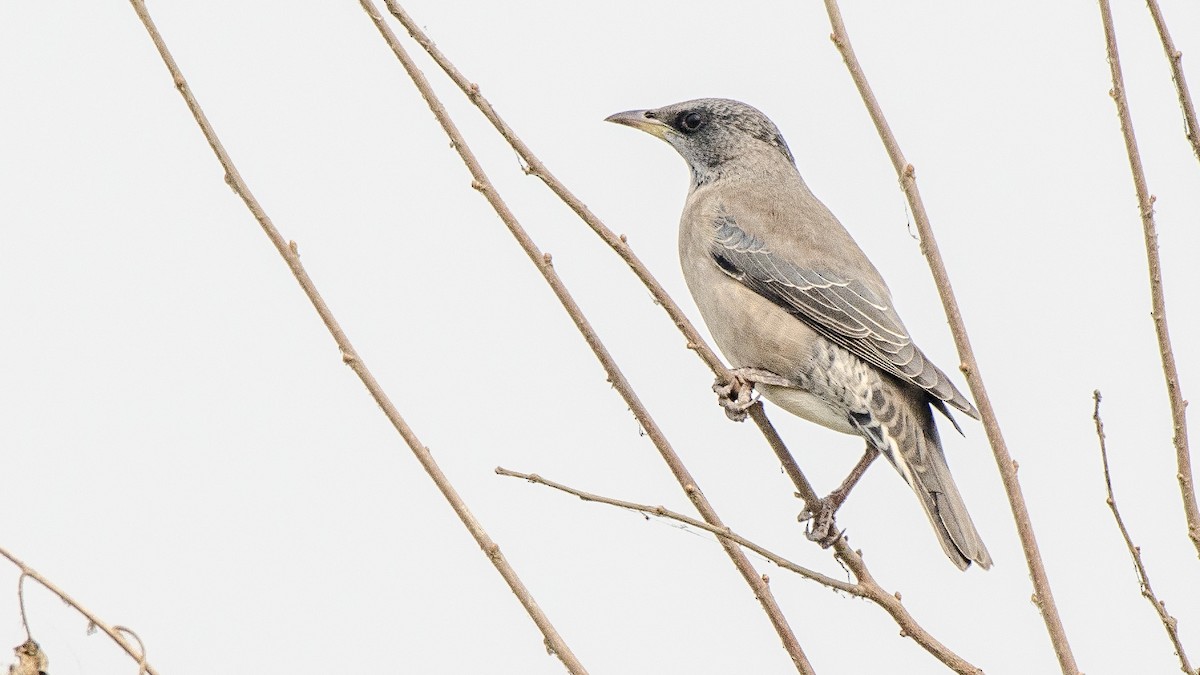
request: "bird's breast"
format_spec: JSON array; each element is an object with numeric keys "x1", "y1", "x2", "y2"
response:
[{"x1": 677, "y1": 199, "x2": 795, "y2": 368}]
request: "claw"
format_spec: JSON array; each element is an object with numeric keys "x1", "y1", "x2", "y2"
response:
[
  {"x1": 712, "y1": 374, "x2": 755, "y2": 421},
  {"x1": 800, "y1": 498, "x2": 841, "y2": 548},
  {"x1": 713, "y1": 367, "x2": 799, "y2": 422}
]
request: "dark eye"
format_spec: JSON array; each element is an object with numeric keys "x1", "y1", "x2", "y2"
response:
[{"x1": 678, "y1": 111, "x2": 705, "y2": 133}]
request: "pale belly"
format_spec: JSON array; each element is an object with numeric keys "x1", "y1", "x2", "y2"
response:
[{"x1": 758, "y1": 383, "x2": 857, "y2": 435}]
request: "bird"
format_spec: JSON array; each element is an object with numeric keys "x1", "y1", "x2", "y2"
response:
[
  {"x1": 606, "y1": 98, "x2": 991, "y2": 570},
  {"x1": 9, "y1": 639, "x2": 48, "y2": 675}
]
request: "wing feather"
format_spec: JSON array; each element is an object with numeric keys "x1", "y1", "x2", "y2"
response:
[{"x1": 712, "y1": 215, "x2": 978, "y2": 419}]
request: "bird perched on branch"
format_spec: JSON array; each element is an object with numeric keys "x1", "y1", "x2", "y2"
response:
[
  {"x1": 607, "y1": 98, "x2": 991, "y2": 570},
  {"x1": 9, "y1": 639, "x2": 48, "y2": 675}
]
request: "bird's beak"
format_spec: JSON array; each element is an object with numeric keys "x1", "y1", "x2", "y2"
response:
[{"x1": 605, "y1": 109, "x2": 672, "y2": 140}]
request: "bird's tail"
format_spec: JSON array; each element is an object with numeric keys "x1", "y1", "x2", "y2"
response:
[
  {"x1": 863, "y1": 384, "x2": 992, "y2": 570},
  {"x1": 909, "y1": 419, "x2": 992, "y2": 570}
]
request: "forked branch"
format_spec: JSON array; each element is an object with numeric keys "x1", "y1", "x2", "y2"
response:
[
  {"x1": 126, "y1": 2, "x2": 587, "y2": 672},
  {"x1": 1, "y1": 545, "x2": 160, "y2": 675},
  {"x1": 369, "y1": 3, "x2": 983, "y2": 671},
  {"x1": 356, "y1": 2, "x2": 815, "y2": 672},
  {"x1": 1093, "y1": 391, "x2": 1195, "y2": 674},
  {"x1": 374, "y1": 2, "x2": 816, "y2": 509},
  {"x1": 496, "y1": 468, "x2": 984, "y2": 675}
]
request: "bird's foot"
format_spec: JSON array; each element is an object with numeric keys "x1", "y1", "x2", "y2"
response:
[
  {"x1": 796, "y1": 446, "x2": 879, "y2": 548},
  {"x1": 798, "y1": 498, "x2": 843, "y2": 548},
  {"x1": 712, "y1": 373, "x2": 754, "y2": 422},
  {"x1": 712, "y1": 367, "x2": 797, "y2": 422}
]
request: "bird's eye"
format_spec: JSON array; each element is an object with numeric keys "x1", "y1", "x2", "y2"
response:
[{"x1": 678, "y1": 111, "x2": 705, "y2": 132}]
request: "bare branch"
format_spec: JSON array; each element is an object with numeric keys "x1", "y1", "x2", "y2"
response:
[
  {"x1": 355, "y1": 4, "x2": 817, "y2": 672},
  {"x1": 1145, "y1": 0, "x2": 1200, "y2": 163},
  {"x1": 368, "y1": 4, "x2": 984, "y2": 671},
  {"x1": 1098, "y1": 0, "x2": 1200, "y2": 560},
  {"x1": 0, "y1": 545, "x2": 161, "y2": 675},
  {"x1": 496, "y1": 467, "x2": 984, "y2": 675},
  {"x1": 751, "y1": 373, "x2": 982, "y2": 674},
  {"x1": 373, "y1": 3, "x2": 817, "y2": 525},
  {"x1": 1093, "y1": 391, "x2": 1196, "y2": 675},
  {"x1": 496, "y1": 467, "x2": 855, "y2": 592},
  {"x1": 125, "y1": 2, "x2": 587, "y2": 672},
  {"x1": 820, "y1": 2, "x2": 1080, "y2": 672}
]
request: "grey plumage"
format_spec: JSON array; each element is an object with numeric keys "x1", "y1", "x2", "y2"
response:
[{"x1": 607, "y1": 98, "x2": 991, "y2": 570}]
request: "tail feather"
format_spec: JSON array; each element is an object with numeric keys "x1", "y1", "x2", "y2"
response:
[
  {"x1": 909, "y1": 420, "x2": 992, "y2": 570},
  {"x1": 860, "y1": 380, "x2": 992, "y2": 570}
]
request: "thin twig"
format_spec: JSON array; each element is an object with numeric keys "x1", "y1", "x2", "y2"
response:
[
  {"x1": 125, "y1": 3, "x2": 587, "y2": 672},
  {"x1": 0, "y1": 545, "x2": 161, "y2": 675},
  {"x1": 113, "y1": 626, "x2": 150, "y2": 675},
  {"x1": 374, "y1": 4, "x2": 980, "y2": 671},
  {"x1": 497, "y1": 467, "x2": 984, "y2": 675},
  {"x1": 496, "y1": 467, "x2": 855, "y2": 593},
  {"x1": 1145, "y1": 0, "x2": 1200, "y2": 163},
  {"x1": 820, "y1": 3, "x2": 1081, "y2": 673},
  {"x1": 16, "y1": 573, "x2": 30, "y2": 640},
  {"x1": 356, "y1": 3, "x2": 815, "y2": 672},
  {"x1": 1099, "y1": 0, "x2": 1200, "y2": 560},
  {"x1": 1093, "y1": 391, "x2": 1195, "y2": 675}
]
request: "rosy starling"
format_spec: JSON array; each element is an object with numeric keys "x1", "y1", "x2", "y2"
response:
[{"x1": 608, "y1": 98, "x2": 991, "y2": 569}]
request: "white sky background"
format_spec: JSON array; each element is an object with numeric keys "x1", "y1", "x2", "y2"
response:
[{"x1": 2, "y1": 1, "x2": 1199, "y2": 673}]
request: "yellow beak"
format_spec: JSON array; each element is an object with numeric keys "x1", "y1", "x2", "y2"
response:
[{"x1": 604, "y1": 109, "x2": 673, "y2": 139}]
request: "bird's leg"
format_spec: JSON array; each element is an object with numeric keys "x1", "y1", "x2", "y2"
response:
[
  {"x1": 712, "y1": 367, "x2": 799, "y2": 422},
  {"x1": 824, "y1": 444, "x2": 880, "y2": 512},
  {"x1": 798, "y1": 444, "x2": 880, "y2": 547}
]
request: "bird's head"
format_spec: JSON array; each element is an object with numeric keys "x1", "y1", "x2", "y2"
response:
[{"x1": 605, "y1": 98, "x2": 795, "y2": 186}]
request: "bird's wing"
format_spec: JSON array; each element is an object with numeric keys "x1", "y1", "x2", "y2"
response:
[{"x1": 711, "y1": 214, "x2": 979, "y2": 419}]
